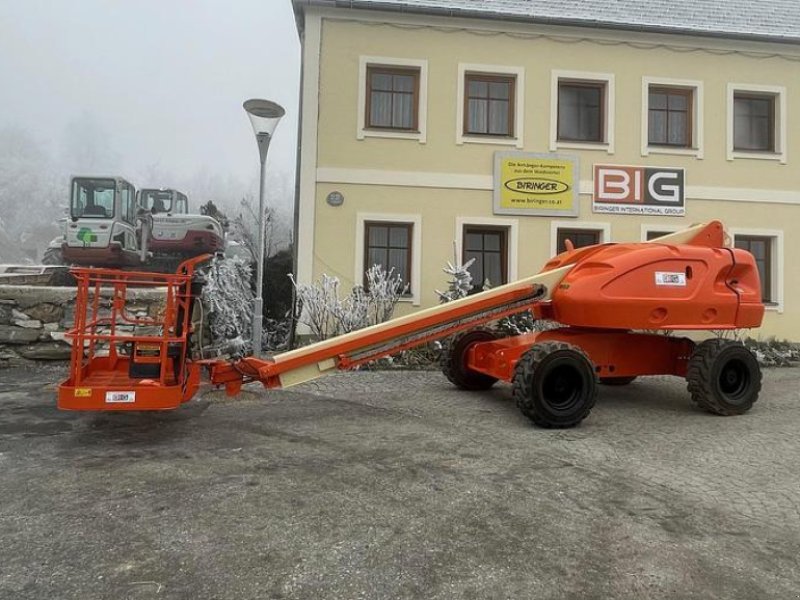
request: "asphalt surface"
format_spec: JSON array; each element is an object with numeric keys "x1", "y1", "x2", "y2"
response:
[{"x1": 1, "y1": 364, "x2": 799, "y2": 599}]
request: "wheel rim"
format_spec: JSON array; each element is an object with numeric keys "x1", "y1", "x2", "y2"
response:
[
  {"x1": 541, "y1": 362, "x2": 584, "y2": 414},
  {"x1": 716, "y1": 358, "x2": 750, "y2": 404}
]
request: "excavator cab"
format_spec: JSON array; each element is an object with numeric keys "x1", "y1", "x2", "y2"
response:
[
  {"x1": 138, "y1": 188, "x2": 188, "y2": 215},
  {"x1": 139, "y1": 188, "x2": 224, "y2": 256},
  {"x1": 61, "y1": 176, "x2": 143, "y2": 267}
]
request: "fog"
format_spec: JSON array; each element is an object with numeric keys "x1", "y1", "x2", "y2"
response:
[{"x1": 0, "y1": 0, "x2": 300, "y2": 262}]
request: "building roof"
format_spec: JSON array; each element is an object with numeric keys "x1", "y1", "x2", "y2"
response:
[{"x1": 293, "y1": 0, "x2": 800, "y2": 44}]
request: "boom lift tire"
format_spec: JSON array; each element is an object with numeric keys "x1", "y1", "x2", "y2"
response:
[
  {"x1": 686, "y1": 339, "x2": 762, "y2": 415},
  {"x1": 599, "y1": 376, "x2": 637, "y2": 386},
  {"x1": 442, "y1": 328, "x2": 499, "y2": 391},
  {"x1": 512, "y1": 342, "x2": 598, "y2": 428}
]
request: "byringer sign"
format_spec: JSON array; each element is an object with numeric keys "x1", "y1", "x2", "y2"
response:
[
  {"x1": 593, "y1": 164, "x2": 685, "y2": 216},
  {"x1": 494, "y1": 152, "x2": 579, "y2": 217}
]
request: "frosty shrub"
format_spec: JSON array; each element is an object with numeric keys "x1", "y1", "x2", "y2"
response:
[
  {"x1": 201, "y1": 255, "x2": 254, "y2": 346},
  {"x1": 291, "y1": 265, "x2": 406, "y2": 341}
]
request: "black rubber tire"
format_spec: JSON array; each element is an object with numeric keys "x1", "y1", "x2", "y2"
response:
[
  {"x1": 686, "y1": 339, "x2": 761, "y2": 416},
  {"x1": 441, "y1": 328, "x2": 499, "y2": 391},
  {"x1": 599, "y1": 376, "x2": 637, "y2": 386},
  {"x1": 41, "y1": 246, "x2": 65, "y2": 265},
  {"x1": 512, "y1": 342, "x2": 597, "y2": 428}
]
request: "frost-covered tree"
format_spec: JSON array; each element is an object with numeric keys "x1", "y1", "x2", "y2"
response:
[
  {"x1": 435, "y1": 242, "x2": 475, "y2": 303},
  {"x1": 200, "y1": 255, "x2": 254, "y2": 351}
]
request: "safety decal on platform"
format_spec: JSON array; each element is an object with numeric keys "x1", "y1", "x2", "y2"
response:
[
  {"x1": 74, "y1": 388, "x2": 92, "y2": 397},
  {"x1": 655, "y1": 272, "x2": 687, "y2": 287},
  {"x1": 105, "y1": 391, "x2": 136, "y2": 403}
]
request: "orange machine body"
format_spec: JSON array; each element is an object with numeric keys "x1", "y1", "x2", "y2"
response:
[{"x1": 535, "y1": 243, "x2": 763, "y2": 331}]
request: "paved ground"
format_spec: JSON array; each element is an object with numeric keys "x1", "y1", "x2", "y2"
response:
[{"x1": 1, "y1": 365, "x2": 800, "y2": 599}]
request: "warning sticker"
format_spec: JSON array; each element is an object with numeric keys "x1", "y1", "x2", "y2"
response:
[
  {"x1": 105, "y1": 391, "x2": 136, "y2": 404},
  {"x1": 74, "y1": 388, "x2": 92, "y2": 398},
  {"x1": 655, "y1": 272, "x2": 687, "y2": 287}
]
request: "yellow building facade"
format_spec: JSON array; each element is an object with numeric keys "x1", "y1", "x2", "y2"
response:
[{"x1": 292, "y1": 1, "x2": 800, "y2": 339}]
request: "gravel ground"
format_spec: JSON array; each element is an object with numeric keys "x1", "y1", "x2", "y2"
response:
[{"x1": 1, "y1": 365, "x2": 799, "y2": 599}]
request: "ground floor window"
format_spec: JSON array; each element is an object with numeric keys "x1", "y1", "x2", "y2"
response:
[
  {"x1": 646, "y1": 230, "x2": 674, "y2": 241},
  {"x1": 556, "y1": 228, "x2": 601, "y2": 254},
  {"x1": 734, "y1": 235, "x2": 773, "y2": 303},
  {"x1": 364, "y1": 221, "x2": 413, "y2": 295},
  {"x1": 463, "y1": 226, "x2": 507, "y2": 292}
]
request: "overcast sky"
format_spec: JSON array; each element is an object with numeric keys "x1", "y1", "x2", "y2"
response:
[{"x1": 0, "y1": 0, "x2": 300, "y2": 196}]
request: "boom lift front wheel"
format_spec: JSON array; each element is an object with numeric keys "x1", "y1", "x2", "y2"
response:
[
  {"x1": 512, "y1": 342, "x2": 598, "y2": 428},
  {"x1": 441, "y1": 328, "x2": 500, "y2": 391},
  {"x1": 686, "y1": 339, "x2": 762, "y2": 415}
]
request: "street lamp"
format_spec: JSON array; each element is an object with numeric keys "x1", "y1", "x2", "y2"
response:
[{"x1": 244, "y1": 98, "x2": 285, "y2": 356}]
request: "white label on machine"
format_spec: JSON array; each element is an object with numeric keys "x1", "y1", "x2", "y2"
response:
[
  {"x1": 655, "y1": 272, "x2": 687, "y2": 287},
  {"x1": 105, "y1": 391, "x2": 136, "y2": 404}
]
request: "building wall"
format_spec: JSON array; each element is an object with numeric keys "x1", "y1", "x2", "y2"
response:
[{"x1": 298, "y1": 9, "x2": 800, "y2": 339}]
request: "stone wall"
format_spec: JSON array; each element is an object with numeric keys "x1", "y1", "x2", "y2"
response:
[{"x1": 0, "y1": 285, "x2": 166, "y2": 364}]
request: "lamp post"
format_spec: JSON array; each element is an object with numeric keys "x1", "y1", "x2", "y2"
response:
[{"x1": 244, "y1": 98, "x2": 285, "y2": 356}]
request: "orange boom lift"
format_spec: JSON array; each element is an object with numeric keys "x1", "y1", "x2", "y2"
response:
[{"x1": 58, "y1": 220, "x2": 765, "y2": 428}]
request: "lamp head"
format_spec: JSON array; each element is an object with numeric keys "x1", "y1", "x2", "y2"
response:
[{"x1": 243, "y1": 98, "x2": 285, "y2": 138}]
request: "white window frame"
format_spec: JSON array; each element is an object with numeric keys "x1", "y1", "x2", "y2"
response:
[
  {"x1": 357, "y1": 56, "x2": 428, "y2": 143},
  {"x1": 455, "y1": 216, "x2": 519, "y2": 285},
  {"x1": 549, "y1": 221, "x2": 611, "y2": 257},
  {"x1": 641, "y1": 77, "x2": 704, "y2": 159},
  {"x1": 640, "y1": 223, "x2": 683, "y2": 242},
  {"x1": 730, "y1": 228, "x2": 784, "y2": 313},
  {"x1": 355, "y1": 212, "x2": 422, "y2": 306},
  {"x1": 550, "y1": 70, "x2": 615, "y2": 154},
  {"x1": 727, "y1": 83, "x2": 787, "y2": 164},
  {"x1": 456, "y1": 63, "x2": 525, "y2": 148}
]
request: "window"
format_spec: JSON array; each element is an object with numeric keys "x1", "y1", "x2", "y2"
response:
[
  {"x1": 463, "y1": 227, "x2": 507, "y2": 292},
  {"x1": 727, "y1": 84, "x2": 785, "y2": 162},
  {"x1": 366, "y1": 66, "x2": 419, "y2": 131},
  {"x1": 649, "y1": 87, "x2": 692, "y2": 147},
  {"x1": 120, "y1": 183, "x2": 133, "y2": 223},
  {"x1": 464, "y1": 74, "x2": 514, "y2": 137},
  {"x1": 734, "y1": 235, "x2": 772, "y2": 303},
  {"x1": 364, "y1": 222, "x2": 412, "y2": 294},
  {"x1": 558, "y1": 82, "x2": 604, "y2": 142},
  {"x1": 556, "y1": 228, "x2": 601, "y2": 253},
  {"x1": 734, "y1": 93, "x2": 775, "y2": 152},
  {"x1": 646, "y1": 230, "x2": 673, "y2": 241},
  {"x1": 358, "y1": 57, "x2": 428, "y2": 142},
  {"x1": 642, "y1": 78, "x2": 703, "y2": 158},
  {"x1": 70, "y1": 178, "x2": 116, "y2": 219}
]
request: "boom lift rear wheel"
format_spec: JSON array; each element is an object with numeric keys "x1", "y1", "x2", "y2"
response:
[
  {"x1": 441, "y1": 328, "x2": 499, "y2": 391},
  {"x1": 512, "y1": 342, "x2": 597, "y2": 428},
  {"x1": 686, "y1": 339, "x2": 761, "y2": 415}
]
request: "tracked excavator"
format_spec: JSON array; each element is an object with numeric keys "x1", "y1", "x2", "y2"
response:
[{"x1": 57, "y1": 220, "x2": 765, "y2": 428}]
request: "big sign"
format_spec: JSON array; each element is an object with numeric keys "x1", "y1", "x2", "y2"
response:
[{"x1": 593, "y1": 165, "x2": 685, "y2": 216}]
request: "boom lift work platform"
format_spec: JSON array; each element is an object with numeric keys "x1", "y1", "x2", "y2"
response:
[{"x1": 57, "y1": 221, "x2": 765, "y2": 428}]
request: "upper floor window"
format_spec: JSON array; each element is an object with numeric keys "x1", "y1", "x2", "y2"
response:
[
  {"x1": 727, "y1": 84, "x2": 785, "y2": 163},
  {"x1": 733, "y1": 93, "x2": 775, "y2": 152},
  {"x1": 649, "y1": 87, "x2": 692, "y2": 148},
  {"x1": 464, "y1": 74, "x2": 514, "y2": 137},
  {"x1": 366, "y1": 66, "x2": 419, "y2": 131},
  {"x1": 558, "y1": 81, "x2": 604, "y2": 143}
]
